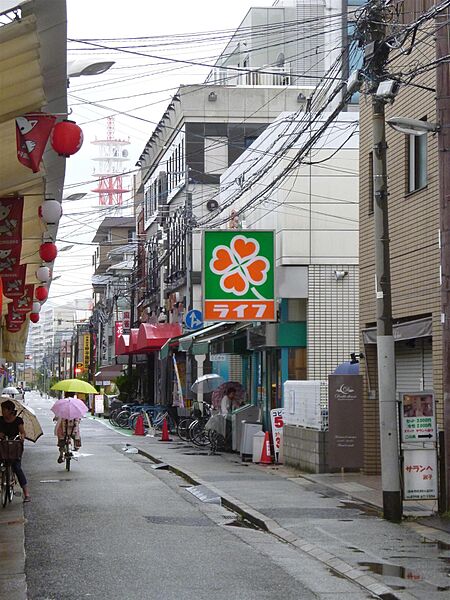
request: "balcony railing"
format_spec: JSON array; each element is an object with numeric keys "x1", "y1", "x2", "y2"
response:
[{"x1": 206, "y1": 65, "x2": 291, "y2": 87}]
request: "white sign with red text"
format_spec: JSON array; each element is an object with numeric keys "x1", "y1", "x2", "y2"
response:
[
  {"x1": 270, "y1": 408, "x2": 284, "y2": 464},
  {"x1": 403, "y1": 448, "x2": 438, "y2": 500}
]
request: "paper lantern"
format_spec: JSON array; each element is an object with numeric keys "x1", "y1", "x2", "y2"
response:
[
  {"x1": 29, "y1": 313, "x2": 40, "y2": 323},
  {"x1": 39, "y1": 242, "x2": 57, "y2": 262},
  {"x1": 32, "y1": 301, "x2": 41, "y2": 314},
  {"x1": 36, "y1": 266, "x2": 51, "y2": 283},
  {"x1": 35, "y1": 286, "x2": 48, "y2": 301},
  {"x1": 50, "y1": 120, "x2": 83, "y2": 157},
  {"x1": 39, "y1": 200, "x2": 62, "y2": 225}
]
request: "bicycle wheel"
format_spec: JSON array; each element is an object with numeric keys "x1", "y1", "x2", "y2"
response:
[
  {"x1": 8, "y1": 467, "x2": 15, "y2": 502},
  {"x1": 177, "y1": 418, "x2": 193, "y2": 441},
  {"x1": 115, "y1": 410, "x2": 131, "y2": 428},
  {"x1": 65, "y1": 443, "x2": 71, "y2": 472},
  {"x1": 189, "y1": 421, "x2": 211, "y2": 447},
  {"x1": 1, "y1": 466, "x2": 9, "y2": 508}
]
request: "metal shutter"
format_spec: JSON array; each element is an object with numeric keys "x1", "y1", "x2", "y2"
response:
[{"x1": 395, "y1": 338, "x2": 432, "y2": 394}]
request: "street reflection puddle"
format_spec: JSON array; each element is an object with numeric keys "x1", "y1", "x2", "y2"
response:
[{"x1": 358, "y1": 561, "x2": 422, "y2": 580}]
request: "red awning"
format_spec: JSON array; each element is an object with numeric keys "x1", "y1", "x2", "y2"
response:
[
  {"x1": 137, "y1": 323, "x2": 182, "y2": 351},
  {"x1": 116, "y1": 334, "x2": 130, "y2": 355},
  {"x1": 130, "y1": 328, "x2": 139, "y2": 353},
  {"x1": 116, "y1": 328, "x2": 139, "y2": 356}
]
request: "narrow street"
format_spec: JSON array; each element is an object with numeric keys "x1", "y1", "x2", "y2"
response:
[
  {"x1": 22, "y1": 393, "x2": 371, "y2": 600},
  {"x1": 0, "y1": 392, "x2": 443, "y2": 599}
]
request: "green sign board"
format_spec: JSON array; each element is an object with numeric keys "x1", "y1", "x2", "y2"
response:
[{"x1": 203, "y1": 230, "x2": 275, "y2": 322}]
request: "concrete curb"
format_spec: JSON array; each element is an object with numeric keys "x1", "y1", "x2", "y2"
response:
[{"x1": 136, "y1": 447, "x2": 413, "y2": 600}]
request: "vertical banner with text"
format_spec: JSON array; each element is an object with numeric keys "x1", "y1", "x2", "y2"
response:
[
  {"x1": 83, "y1": 334, "x2": 90, "y2": 372},
  {"x1": 203, "y1": 230, "x2": 275, "y2": 321}
]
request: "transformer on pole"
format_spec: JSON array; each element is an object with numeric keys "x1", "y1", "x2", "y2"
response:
[{"x1": 91, "y1": 116, "x2": 130, "y2": 210}]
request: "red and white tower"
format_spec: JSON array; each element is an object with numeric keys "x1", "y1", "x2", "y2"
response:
[{"x1": 91, "y1": 116, "x2": 130, "y2": 209}]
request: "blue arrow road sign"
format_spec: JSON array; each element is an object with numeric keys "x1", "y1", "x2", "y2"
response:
[{"x1": 185, "y1": 309, "x2": 203, "y2": 331}]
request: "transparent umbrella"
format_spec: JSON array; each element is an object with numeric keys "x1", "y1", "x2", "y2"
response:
[
  {"x1": 2, "y1": 386, "x2": 20, "y2": 396},
  {"x1": 191, "y1": 374, "x2": 224, "y2": 394}
]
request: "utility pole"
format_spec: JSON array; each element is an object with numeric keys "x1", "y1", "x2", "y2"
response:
[
  {"x1": 436, "y1": 5, "x2": 450, "y2": 511},
  {"x1": 362, "y1": 0, "x2": 402, "y2": 521},
  {"x1": 185, "y1": 190, "x2": 194, "y2": 403}
]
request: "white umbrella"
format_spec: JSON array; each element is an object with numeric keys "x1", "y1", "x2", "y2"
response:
[
  {"x1": 191, "y1": 374, "x2": 224, "y2": 394},
  {"x1": 0, "y1": 395, "x2": 43, "y2": 442},
  {"x1": 2, "y1": 386, "x2": 20, "y2": 396}
]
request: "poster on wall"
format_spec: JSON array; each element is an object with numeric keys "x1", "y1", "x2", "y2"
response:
[
  {"x1": 403, "y1": 448, "x2": 438, "y2": 500},
  {"x1": 400, "y1": 392, "x2": 436, "y2": 443},
  {"x1": 203, "y1": 230, "x2": 275, "y2": 322}
]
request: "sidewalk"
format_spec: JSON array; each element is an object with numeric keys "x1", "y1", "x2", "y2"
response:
[{"x1": 121, "y1": 428, "x2": 450, "y2": 600}]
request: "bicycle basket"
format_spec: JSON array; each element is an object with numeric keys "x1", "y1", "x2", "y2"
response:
[{"x1": 0, "y1": 440, "x2": 24, "y2": 461}]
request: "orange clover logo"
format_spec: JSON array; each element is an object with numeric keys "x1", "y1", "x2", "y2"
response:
[{"x1": 210, "y1": 235, "x2": 270, "y2": 297}]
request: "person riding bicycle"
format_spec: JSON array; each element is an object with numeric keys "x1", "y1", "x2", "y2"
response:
[
  {"x1": 54, "y1": 417, "x2": 82, "y2": 464},
  {"x1": 0, "y1": 399, "x2": 31, "y2": 502}
]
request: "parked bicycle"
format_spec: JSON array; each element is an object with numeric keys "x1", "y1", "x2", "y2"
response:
[{"x1": 0, "y1": 438, "x2": 23, "y2": 507}]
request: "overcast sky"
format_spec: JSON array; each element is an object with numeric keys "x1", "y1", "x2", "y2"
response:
[{"x1": 50, "y1": 0, "x2": 274, "y2": 306}]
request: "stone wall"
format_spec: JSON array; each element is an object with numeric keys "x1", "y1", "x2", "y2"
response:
[{"x1": 283, "y1": 425, "x2": 328, "y2": 473}]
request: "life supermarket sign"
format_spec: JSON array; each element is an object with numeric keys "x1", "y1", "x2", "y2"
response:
[{"x1": 203, "y1": 230, "x2": 275, "y2": 322}]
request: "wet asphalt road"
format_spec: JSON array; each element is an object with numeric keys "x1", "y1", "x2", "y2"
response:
[{"x1": 22, "y1": 393, "x2": 373, "y2": 600}]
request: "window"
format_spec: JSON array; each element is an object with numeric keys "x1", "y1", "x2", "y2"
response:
[
  {"x1": 408, "y1": 131, "x2": 427, "y2": 193},
  {"x1": 204, "y1": 136, "x2": 228, "y2": 174}
]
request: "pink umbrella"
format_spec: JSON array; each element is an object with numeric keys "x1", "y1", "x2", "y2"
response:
[
  {"x1": 51, "y1": 397, "x2": 88, "y2": 420},
  {"x1": 211, "y1": 382, "x2": 246, "y2": 411}
]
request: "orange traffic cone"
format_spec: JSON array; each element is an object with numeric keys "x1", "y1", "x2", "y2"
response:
[
  {"x1": 134, "y1": 414, "x2": 145, "y2": 436},
  {"x1": 160, "y1": 417, "x2": 172, "y2": 442},
  {"x1": 259, "y1": 431, "x2": 272, "y2": 464}
]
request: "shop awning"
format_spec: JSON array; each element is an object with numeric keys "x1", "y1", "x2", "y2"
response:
[
  {"x1": 116, "y1": 334, "x2": 130, "y2": 355},
  {"x1": 136, "y1": 323, "x2": 182, "y2": 352},
  {"x1": 95, "y1": 364, "x2": 124, "y2": 382},
  {"x1": 159, "y1": 322, "x2": 248, "y2": 359},
  {"x1": 362, "y1": 317, "x2": 432, "y2": 345},
  {"x1": 116, "y1": 328, "x2": 139, "y2": 356},
  {"x1": 0, "y1": 2, "x2": 67, "y2": 361}
]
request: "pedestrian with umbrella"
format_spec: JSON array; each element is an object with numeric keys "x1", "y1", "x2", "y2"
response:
[
  {"x1": 50, "y1": 397, "x2": 88, "y2": 464},
  {"x1": 0, "y1": 396, "x2": 38, "y2": 502}
]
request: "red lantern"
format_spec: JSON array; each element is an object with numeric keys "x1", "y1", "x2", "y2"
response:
[
  {"x1": 50, "y1": 120, "x2": 83, "y2": 157},
  {"x1": 29, "y1": 313, "x2": 40, "y2": 323},
  {"x1": 35, "y1": 286, "x2": 48, "y2": 302},
  {"x1": 39, "y1": 242, "x2": 57, "y2": 262}
]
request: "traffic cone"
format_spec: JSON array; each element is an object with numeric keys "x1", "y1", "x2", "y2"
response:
[
  {"x1": 259, "y1": 431, "x2": 273, "y2": 464},
  {"x1": 160, "y1": 417, "x2": 172, "y2": 442},
  {"x1": 134, "y1": 414, "x2": 145, "y2": 436}
]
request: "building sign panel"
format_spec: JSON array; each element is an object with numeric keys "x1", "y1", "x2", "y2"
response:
[
  {"x1": 203, "y1": 230, "x2": 275, "y2": 322},
  {"x1": 403, "y1": 448, "x2": 438, "y2": 500},
  {"x1": 400, "y1": 392, "x2": 436, "y2": 443},
  {"x1": 270, "y1": 408, "x2": 284, "y2": 464},
  {"x1": 328, "y1": 375, "x2": 364, "y2": 471},
  {"x1": 114, "y1": 321, "x2": 123, "y2": 355},
  {"x1": 83, "y1": 334, "x2": 90, "y2": 371}
]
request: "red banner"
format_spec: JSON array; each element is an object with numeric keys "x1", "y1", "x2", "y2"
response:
[
  {"x1": 2, "y1": 264, "x2": 27, "y2": 298},
  {"x1": 0, "y1": 196, "x2": 24, "y2": 278},
  {"x1": 7, "y1": 302, "x2": 26, "y2": 324},
  {"x1": 115, "y1": 321, "x2": 123, "y2": 354},
  {"x1": 13, "y1": 284, "x2": 34, "y2": 313},
  {"x1": 16, "y1": 113, "x2": 56, "y2": 173}
]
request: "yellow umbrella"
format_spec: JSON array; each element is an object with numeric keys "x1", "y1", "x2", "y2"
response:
[{"x1": 51, "y1": 379, "x2": 98, "y2": 395}]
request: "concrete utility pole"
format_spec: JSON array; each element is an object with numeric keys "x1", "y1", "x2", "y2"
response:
[
  {"x1": 185, "y1": 190, "x2": 194, "y2": 402},
  {"x1": 363, "y1": 0, "x2": 402, "y2": 521},
  {"x1": 436, "y1": 5, "x2": 450, "y2": 511}
]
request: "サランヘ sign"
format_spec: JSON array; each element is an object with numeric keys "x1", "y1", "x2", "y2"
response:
[{"x1": 203, "y1": 230, "x2": 275, "y2": 321}]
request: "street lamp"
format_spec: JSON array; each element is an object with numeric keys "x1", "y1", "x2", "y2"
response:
[
  {"x1": 386, "y1": 117, "x2": 440, "y2": 136},
  {"x1": 67, "y1": 60, "x2": 115, "y2": 78}
]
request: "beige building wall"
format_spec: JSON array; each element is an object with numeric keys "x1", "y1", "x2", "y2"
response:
[{"x1": 359, "y1": 35, "x2": 441, "y2": 474}]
